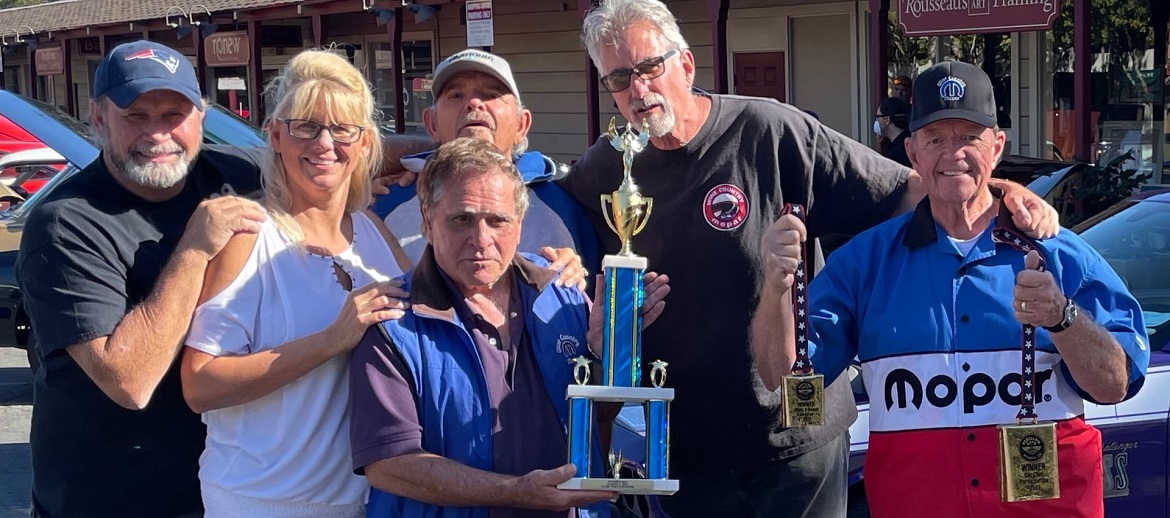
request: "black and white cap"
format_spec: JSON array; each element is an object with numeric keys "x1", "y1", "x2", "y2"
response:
[{"x1": 909, "y1": 60, "x2": 996, "y2": 132}]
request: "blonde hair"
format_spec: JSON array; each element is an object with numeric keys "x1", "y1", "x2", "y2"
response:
[
  {"x1": 418, "y1": 137, "x2": 529, "y2": 220},
  {"x1": 260, "y1": 48, "x2": 383, "y2": 243}
]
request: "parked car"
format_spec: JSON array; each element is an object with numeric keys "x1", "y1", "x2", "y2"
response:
[
  {"x1": 0, "y1": 89, "x2": 265, "y2": 372},
  {"x1": 0, "y1": 147, "x2": 67, "y2": 195},
  {"x1": 840, "y1": 189, "x2": 1170, "y2": 516}
]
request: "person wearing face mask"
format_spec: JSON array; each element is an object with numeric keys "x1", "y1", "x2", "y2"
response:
[{"x1": 875, "y1": 96, "x2": 912, "y2": 168}]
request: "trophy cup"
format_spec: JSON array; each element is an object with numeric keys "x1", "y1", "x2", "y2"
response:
[{"x1": 558, "y1": 119, "x2": 678, "y2": 495}]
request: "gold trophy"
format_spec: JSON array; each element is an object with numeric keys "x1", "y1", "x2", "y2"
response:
[
  {"x1": 559, "y1": 118, "x2": 677, "y2": 496},
  {"x1": 601, "y1": 118, "x2": 654, "y2": 257}
]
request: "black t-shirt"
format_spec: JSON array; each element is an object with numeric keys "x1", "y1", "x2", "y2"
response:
[
  {"x1": 560, "y1": 95, "x2": 909, "y2": 475},
  {"x1": 17, "y1": 146, "x2": 262, "y2": 518},
  {"x1": 885, "y1": 130, "x2": 913, "y2": 168}
]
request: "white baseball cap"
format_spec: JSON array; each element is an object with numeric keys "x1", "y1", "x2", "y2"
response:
[{"x1": 431, "y1": 49, "x2": 521, "y2": 103}]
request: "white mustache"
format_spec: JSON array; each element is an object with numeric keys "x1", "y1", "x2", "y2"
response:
[
  {"x1": 459, "y1": 114, "x2": 496, "y2": 132},
  {"x1": 133, "y1": 144, "x2": 184, "y2": 156},
  {"x1": 630, "y1": 94, "x2": 666, "y2": 112}
]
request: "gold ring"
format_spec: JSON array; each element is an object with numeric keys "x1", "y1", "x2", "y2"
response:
[{"x1": 1020, "y1": 301, "x2": 1027, "y2": 311}]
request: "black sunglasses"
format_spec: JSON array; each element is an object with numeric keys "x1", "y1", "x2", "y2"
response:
[
  {"x1": 279, "y1": 118, "x2": 366, "y2": 144},
  {"x1": 599, "y1": 49, "x2": 678, "y2": 93}
]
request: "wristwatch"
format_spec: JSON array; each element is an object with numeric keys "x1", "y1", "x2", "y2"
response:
[{"x1": 1044, "y1": 296, "x2": 1077, "y2": 333}]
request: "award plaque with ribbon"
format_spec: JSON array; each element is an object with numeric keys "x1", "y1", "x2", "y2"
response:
[
  {"x1": 778, "y1": 203, "x2": 825, "y2": 427},
  {"x1": 558, "y1": 119, "x2": 678, "y2": 496},
  {"x1": 992, "y1": 226, "x2": 1060, "y2": 502}
]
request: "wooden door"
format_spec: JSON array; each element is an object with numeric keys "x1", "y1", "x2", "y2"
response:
[{"x1": 734, "y1": 51, "x2": 785, "y2": 103}]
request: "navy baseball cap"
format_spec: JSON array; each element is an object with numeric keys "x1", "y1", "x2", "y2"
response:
[
  {"x1": 909, "y1": 61, "x2": 995, "y2": 132},
  {"x1": 92, "y1": 41, "x2": 203, "y2": 111}
]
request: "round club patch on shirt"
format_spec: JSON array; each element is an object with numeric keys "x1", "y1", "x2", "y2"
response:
[{"x1": 703, "y1": 184, "x2": 749, "y2": 231}]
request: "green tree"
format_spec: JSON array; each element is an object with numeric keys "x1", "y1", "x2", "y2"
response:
[{"x1": 0, "y1": 0, "x2": 48, "y2": 9}]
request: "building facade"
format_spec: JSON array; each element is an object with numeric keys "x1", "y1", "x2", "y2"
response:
[{"x1": 0, "y1": 0, "x2": 1165, "y2": 176}]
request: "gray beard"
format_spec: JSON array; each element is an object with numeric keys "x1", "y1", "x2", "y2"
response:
[
  {"x1": 645, "y1": 107, "x2": 676, "y2": 138},
  {"x1": 108, "y1": 149, "x2": 193, "y2": 190},
  {"x1": 631, "y1": 94, "x2": 677, "y2": 138}
]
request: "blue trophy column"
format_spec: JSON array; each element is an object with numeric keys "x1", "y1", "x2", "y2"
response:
[
  {"x1": 567, "y1": 396, "x2": 593, "y2": 477},
  {"x1": 601, "y1": 255, "x2": 647, "y2": 387},
  {"x1": 645, "y1": 399, "x2": 670, "y2": 479}
]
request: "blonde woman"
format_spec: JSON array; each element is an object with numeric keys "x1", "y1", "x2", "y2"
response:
[{"x1": 180, "y1": 49, "x2": 411, "y2": 517}]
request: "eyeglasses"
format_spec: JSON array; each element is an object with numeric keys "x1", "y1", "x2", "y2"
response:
[
  {"x1": 599, "y1": 49, "x2": 678, "y2": 93},
  {"x1": 279, "y1": 118, "x2": 366, "y2": 144}
]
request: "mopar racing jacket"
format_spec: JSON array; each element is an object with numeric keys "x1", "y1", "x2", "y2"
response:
[{"x1": 807, "y1": 200, "x2": 1149, "y2": 518}]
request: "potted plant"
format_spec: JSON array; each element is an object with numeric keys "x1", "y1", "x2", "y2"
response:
[{"x1": 1067, "y1": 150, "x2": 1152, "y2": 224}]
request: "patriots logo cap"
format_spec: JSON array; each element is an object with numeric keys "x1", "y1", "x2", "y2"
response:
[{"x1": 92, "y1": 41, "x2": 203, "y2": 111}]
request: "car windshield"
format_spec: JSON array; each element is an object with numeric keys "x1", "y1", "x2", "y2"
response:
[
  {"x1": 1076, "y1": 198, "x2": 1170, "y2": 352},
  {"x1": 23, "y1": 96, "x2": 95, "y2": 145}
]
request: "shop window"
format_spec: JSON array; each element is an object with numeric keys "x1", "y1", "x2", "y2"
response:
[
  {"x1": 207, "y1": 66, "x2": 252, "y2": 119},
  {"x1": 1045, "y1": 0, "x2": 1162, "y2": 175},
  {"x1": 886, "y1": 14, "x2": 1012, "y2": 143},
  {"x1": 370, "y1": 39, "x2": 432, "y2": 135}
]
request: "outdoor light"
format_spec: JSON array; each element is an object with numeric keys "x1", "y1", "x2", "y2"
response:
[
  {"x1": 14, "y1": 25, "x2": 36, "y2": 49},
  {"x1": 164, "y1": 6, "x2": 189, "y2": 29},
  {"x1": 191, "y1": 4, "x2": 219, "y2": 37},
  {"x1": 371, "y1": 6, "x2": 395, "y2": 26},
  {"x1": 408, "y1": 3, "x2": 436, "y2": 23}
]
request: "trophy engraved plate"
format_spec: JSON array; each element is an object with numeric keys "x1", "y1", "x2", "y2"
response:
[
  {"x1": 559, "y1": 118, "x2": 677, "y2": 496},
  {"x1": 780, "y1": 373, "x2": 825, "y2": 427},
  {"x1": 999, "y1": 421, "x2": 1060, "y2": 502}
]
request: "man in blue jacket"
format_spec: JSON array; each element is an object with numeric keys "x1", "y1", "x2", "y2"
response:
[
  {"x1": 373, "y1": 49, "x2": 602, "y2": 274},
  {"x1": 350, "y1": 138, "x2": 669, "y2": 517}
]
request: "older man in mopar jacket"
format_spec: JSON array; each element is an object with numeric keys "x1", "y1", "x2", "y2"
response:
[{"x1": 752, "y1": 61, "x2": 1148, "y2": 518}]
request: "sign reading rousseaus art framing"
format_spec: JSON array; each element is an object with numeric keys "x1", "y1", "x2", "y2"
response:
[{"x1": 898, "y1": 0, "x2": 1062, "y2": 38}]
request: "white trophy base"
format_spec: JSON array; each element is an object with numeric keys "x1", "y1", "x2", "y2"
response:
[
  {"x1": 566, "y1": 384, "x2": 674, "y2": 402},
  {"x1": 603, "y1": 254, "x2": 648, "y2": 270},
  {"x1": 558, "y1": 477, "x2": 679, "y2": 495}
]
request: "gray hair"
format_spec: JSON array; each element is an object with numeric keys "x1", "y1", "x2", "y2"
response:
[
  {"x1": 582, "y1": 0, "x2": 690, "y2": 69},
  {"x1": 418, "y1": 137, "x2": 529, "y2": 219}
]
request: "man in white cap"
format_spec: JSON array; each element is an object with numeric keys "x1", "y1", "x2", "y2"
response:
[
  {"x1": 18, "y1": 40, "x2": 267, "y2": 518},
  {"x1": 373, "y1": 49, "x2": 602, "y2": 276}
]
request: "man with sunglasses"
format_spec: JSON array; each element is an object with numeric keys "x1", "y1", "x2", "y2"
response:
[
  {"x1": 16, "y1": 41, "x2": 269, "y2": 518},
  {"x1": 373, "y1": 49, "x2": 602, "y2": 279},
  {"x1": 558, "y1": 1, "x2": 1060, "y2": 517}
]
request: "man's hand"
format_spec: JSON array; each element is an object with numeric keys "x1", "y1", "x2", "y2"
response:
[
  {"x1": 508, "y1": 464, "x2": 615, "y2": 510},
  {"x1": 641, "y1": 271, "x2": 669, "y2": 328},
  {"x1": 1013, "y1": 250, "x2": 1065, "y2": 328},
  {"x1": 372, "y1": 168, "x2": 420, "y2": 196},
  {"x1": 760, "y1": 213, "x2": 807, "y2": 293},
  {"x1": 587, "y1": 272, "x2": 670, "y2": 357},
  {"x1": 372, "y1": 134, "x2": 436, "y2": 195},
  {"x1": 994, "y1": 179, "x2": 1059, "y2": 239},
  {"x1": 539, "y1": 246, "x2": 587, "y2": 291},
  {"x1": 178, "y1": 196, "x2": 267, "y2": 262}
]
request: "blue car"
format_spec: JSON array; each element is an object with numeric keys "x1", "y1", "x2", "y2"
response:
[{"x1": 0, "y1": 90, "x2": 266, "y2": 372}]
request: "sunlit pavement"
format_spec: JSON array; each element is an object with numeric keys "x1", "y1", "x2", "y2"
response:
[{"x1": 0, "y1": 347, "x2": 32, "y2": 518}]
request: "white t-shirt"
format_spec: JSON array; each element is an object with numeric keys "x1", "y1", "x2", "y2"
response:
[{"x1": 187, "y1": 211, "x2": 404, "y2": 517}]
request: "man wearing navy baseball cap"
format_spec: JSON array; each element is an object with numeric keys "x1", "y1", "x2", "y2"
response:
[
  {"x1": 19, "y1": 40, "x2": 267, "y2": 518},
  {"x1": 759, "y1": 59, "x2": 1144, "y2": 517}
]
